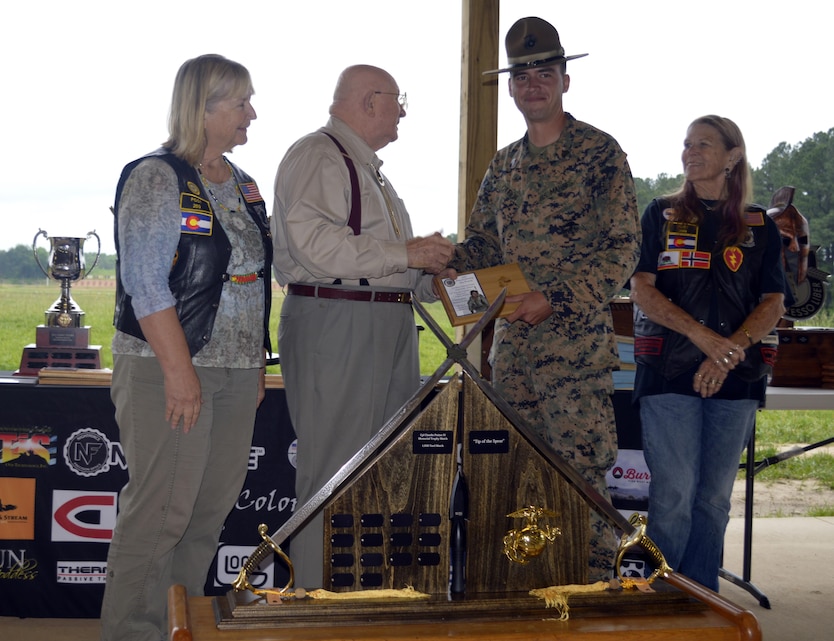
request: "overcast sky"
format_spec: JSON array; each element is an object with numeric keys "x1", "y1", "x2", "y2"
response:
[{"x1": 2, "y1": 0, "x2": 830, "y2": 256}]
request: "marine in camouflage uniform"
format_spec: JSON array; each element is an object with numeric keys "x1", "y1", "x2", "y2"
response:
[{"x1": 451, "y1": 112, "x2": 640, "y2": 580}]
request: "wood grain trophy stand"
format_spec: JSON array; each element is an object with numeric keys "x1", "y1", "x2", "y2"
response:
[
  {"x1": 18, "y1": 230, "x2": 102, "y2": 376},
  {"x1": 176, "y1": 291, "x2": 760, "y2": 639}
]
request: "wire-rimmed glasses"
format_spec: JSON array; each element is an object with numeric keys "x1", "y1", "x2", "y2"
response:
[{"x1": 373, "y1": 91, "x2": 407, "y2": 110}]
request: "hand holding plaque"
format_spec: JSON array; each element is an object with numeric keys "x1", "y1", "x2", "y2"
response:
[{"x1": 435, "y1": 263, "x2": 531, "y2": 327}]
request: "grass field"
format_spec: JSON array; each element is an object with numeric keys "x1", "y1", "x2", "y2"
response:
[
  {"x1": 2, "y1": 282, "x2": 832, "y2": 508},
  {"x1": 0, "y1": 282, "x2": 456, "y2": 376}
]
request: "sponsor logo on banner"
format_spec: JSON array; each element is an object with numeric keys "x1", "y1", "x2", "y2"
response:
[
  {"x1": 0, "y1": 477, "x2": 36, "y2": 540},
  {"x1": 619, "y1": 554, "x2": 651, "y2": 579},
  {"x1": 51, "y1": 490, "x2": 117, "y2": 542},
  {"x1": 214, "y1": 544, "x2": 274, "y2": 588},
  {"x1": 63, "y1": 428, "x2": 113, "y2": 477},
  {"x1": 236, "y1": 489, "x2": 297, "y2": 515},
  {"x1": 288, "y1": 440, "x2": 297, "y2": 469},
  {"x1": 0, "y1": 429, "x2": 57, "y2": 468},
  {"x1": 248, "y1": 445, "x2": 266, "y2": 471},
  {"x1": 607, "y1": 449, "x2": 651, "y2": 511},
  {"x1": 57, "y1": 560, "x2": 107, "y2": 584},
  {"x1": 0, "y1": 548, "x2": 38, "y2": 582}
]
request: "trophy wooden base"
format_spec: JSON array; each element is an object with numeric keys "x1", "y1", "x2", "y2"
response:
[
  {"x1": 172, "y1": 586, "x2": 759, "y2": 640},
  {"x1": 16, "y1": 324, "x2": 100, "y2": 376},
  {"x1": 17, "y1": 343, "x2": 102, "y2": 376},
  {"x1": 213, "y1": 583, "x2": 704, "y2": 630}
]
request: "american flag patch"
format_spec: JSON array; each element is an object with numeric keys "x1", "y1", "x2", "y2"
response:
[
  {"x1": 743, "y1": 210, "x2": 765, "y2": 226},
  {"x1": 239, "y1": 182, "x2": 262, "y2": 203},
  {"x1": 181, "y1": 211, "x2": 213, "y2": 235}
]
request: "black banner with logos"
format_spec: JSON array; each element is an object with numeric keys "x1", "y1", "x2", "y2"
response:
[{"x1": 0, "y1": 381, "x2": 296, "y2": 618}]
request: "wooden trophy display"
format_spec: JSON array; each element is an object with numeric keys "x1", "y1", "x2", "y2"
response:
[{"x1": 206, "y1": 292, "x2": 759, "y2": 637}]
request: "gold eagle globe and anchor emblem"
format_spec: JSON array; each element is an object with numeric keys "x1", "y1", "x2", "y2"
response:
[{"x1": 502, "y1": 506, "x2": 562, "y2": 564}]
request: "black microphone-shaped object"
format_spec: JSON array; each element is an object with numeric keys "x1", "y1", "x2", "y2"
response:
[{"x1": 449, "y1": 443, "x2": 468, "y2": 595}]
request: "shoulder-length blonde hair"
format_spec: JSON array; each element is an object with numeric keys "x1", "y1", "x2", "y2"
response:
[
  {"x1": 666, "y1": 115, "x2": 753, "y2": 248},
  {"x1": 163, "y1": 54, "x2": 254, "y2": 166}
]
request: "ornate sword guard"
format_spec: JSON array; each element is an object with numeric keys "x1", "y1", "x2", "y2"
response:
[
  {"x1": 502, "y1": 505, "x2": 562, "y2": 565},
  {"x1": 616, "y1": 513, "x2": 672, "y2": 584},
  {"x1": 232, "y1": 524, "x2": 296, "y2": 600}
]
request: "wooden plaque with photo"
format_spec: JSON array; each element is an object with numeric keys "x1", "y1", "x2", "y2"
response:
[{"x1": 435, "y1": 263, "x2": 531, "y2": 327}]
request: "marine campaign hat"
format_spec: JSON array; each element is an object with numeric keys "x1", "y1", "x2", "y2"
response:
[{"x1": 484, "y1": 16, "x2": 588, "y2": 76}]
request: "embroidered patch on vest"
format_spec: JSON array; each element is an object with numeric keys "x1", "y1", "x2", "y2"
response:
[
  {"x1": 760, "y1": 344, "x2": 778, "y2": 366},
  {"x1": 187, "y1": 181, "x2": 201, "y2": 195},
  {"x1": 658, "y1": 252, "x2": 680, "y2": 270},
  {"x1": 239, "y1": 182, "x2": 262, "y2": 203},
  {"x1": 634, "y1": 336, "x2": 663, "y2": 356},
  {"x1": 658, "y1": 250, "x2": 710, "y2": 270},
  {"x1": 181, "y1": 211, "x2": 213, "y2": 235},
  {"x1": 680, "y1": 250, "x2": 711, "y2": 268},
  {"x1": 723, "y1": 247, "x2": 743, "y2": 272},
  {"x1": 665, "y1": 221, "x2": 698, "y2": 251},
  {"x1": 180, "y1": 193, "x2": 213, "y2": 235},
  {"x1": 743, "y1": 211, "x2": 765, "y2": 226}
]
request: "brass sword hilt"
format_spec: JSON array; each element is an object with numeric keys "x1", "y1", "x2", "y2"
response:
[
  {"x1": 616, "y1": 513, "x2": 672, "y2": 584},
  {"x1": 232, "y1": 524, "x2": 295, "y2": 598}
]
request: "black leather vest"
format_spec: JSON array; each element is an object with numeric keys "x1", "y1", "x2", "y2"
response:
[
  {"x1": 113, "y1": 149, "x2": 272, "y2": 357},
  {"x1": 633, "y1": 201, "x2": 776, "y2": 382}
]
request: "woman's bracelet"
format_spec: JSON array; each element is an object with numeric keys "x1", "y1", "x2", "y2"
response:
[{"x1": 740, "y1": 325, "x2": 755, "y2": 346}]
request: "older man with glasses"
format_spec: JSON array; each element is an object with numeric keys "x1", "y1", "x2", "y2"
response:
[{"x1": 271, "y1": 64, "x2": 454, "y2": 590}]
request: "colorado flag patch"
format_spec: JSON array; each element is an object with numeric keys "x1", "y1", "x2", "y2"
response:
[{"x1": 181, "y1": 211, "x2": 213, "y2": 235}]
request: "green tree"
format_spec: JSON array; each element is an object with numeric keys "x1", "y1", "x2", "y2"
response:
[
  {"x1": 0, "y1": 245, "x2": 49, "y2": 281},
  {"x1": 0, "y1": 245, "x2": 116, "y2": 281},
  {"x1": 634, "y1": 173, "x2": 684, "y2": 214}
]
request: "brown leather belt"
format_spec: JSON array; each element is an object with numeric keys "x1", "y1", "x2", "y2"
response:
[{"x1": 287, "y1": 283, "x2": 412, "y2": 304}]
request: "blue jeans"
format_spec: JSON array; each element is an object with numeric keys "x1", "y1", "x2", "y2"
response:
[{"x1": 639, "y1": 394, "x2": 757, "y2": 591}]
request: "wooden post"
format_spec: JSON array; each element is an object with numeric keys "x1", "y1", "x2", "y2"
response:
[
  {"x1": 458, "y1": 0, "x2": 499, "y2": 227},
  {"x1": 458, "y1": 0, "x2": 500, "y2": 372}
]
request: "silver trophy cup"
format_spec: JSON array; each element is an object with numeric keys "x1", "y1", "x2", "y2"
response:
[{"x1": 33, "y1": 229, "x2": 101, "y2": 328}]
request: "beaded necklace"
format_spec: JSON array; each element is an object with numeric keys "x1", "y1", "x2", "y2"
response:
[{"x1": 198, "y1": 157, "x2": 243, "y2": 213}]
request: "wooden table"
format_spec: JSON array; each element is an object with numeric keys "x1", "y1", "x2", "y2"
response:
[{"x1": 169, "y1": 585, "x2": 760, "y2": 641}]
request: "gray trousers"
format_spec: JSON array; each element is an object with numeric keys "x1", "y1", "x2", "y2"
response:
[
  {"x1": 279, "y1": 293, "x2": 420, "y2": 589},
  {"x1": 100, "y1": 355, "x2": 258, "y2": 641}
]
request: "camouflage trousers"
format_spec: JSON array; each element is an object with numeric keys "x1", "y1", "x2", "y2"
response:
[{"x1": 493, "y1": 368, "x2": 618, "y2": 582}]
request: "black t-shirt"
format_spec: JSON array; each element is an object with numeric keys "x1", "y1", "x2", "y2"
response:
[{"x1": 632, "y1": 200, "x2": 786, "y2": 404}]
